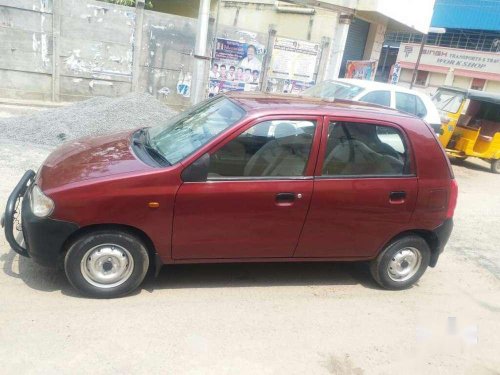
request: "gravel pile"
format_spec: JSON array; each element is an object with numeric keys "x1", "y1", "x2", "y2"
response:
[{"x1": 0, "y1": 93, "x2": 177, "y2": 146}]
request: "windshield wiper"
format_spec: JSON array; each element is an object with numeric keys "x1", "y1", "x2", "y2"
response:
[{"x1": 133, "y1": 128, "x2": 170, "y2": 166}]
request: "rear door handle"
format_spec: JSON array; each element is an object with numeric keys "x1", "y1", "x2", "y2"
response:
[
  {"x1": 389, "y1": 191, "x2": 406, "y2": 204},
  {"x1": 276, "y1": 192, "x2": 296, "y2": 203}
]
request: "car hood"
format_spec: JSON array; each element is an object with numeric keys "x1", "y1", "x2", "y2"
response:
[{"x1": 37, "y1": 130, "x2": 152, "y2": 191}]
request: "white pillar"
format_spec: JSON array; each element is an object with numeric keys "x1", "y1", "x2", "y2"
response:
[
  {"x1": 444, "y1": 68, "x2": 455, "y2": 86},
  {"x1": 132, "y1": 0, "x2": 145, "y2": 93},
  {"x1": 191, "y1": 0, "x2": 211, "y2": 105},
  {"x1": 323, "y1": 16, "x2": 349, "y2": 80}
]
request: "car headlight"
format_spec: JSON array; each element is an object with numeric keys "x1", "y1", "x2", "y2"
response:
[{"x1": 31, "y1": 185, "x2": 55, "y2": 218}]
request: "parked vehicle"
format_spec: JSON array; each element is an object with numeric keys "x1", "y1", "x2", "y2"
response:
[
  {"x1": 302, "y1": 78, "x2": 442, "y2": 131},
  {"x1": 2, "y1": 93, "x2": 457, "y2": 298},
  {"x1": 432, "y1": 86, "x2": 500, "y2": 173}
]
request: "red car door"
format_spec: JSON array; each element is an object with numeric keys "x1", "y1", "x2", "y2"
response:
[
  {"x1": 172, "y1": 116, "x2": 323, "y2": 259},
  {"x1": 294, "y1": 117, "x2": 418, "y2": 259}
]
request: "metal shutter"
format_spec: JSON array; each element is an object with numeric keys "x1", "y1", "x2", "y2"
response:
[{"x1": 339, "y1": 17, "x2": 370, "y2": 78}]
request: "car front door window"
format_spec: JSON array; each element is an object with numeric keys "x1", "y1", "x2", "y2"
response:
[{"x1": 208, "y1": 120, "x2": 316, "y2": 178}]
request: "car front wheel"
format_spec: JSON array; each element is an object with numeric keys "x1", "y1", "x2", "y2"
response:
[
  {"x1": 370, "y1": 235, "x2": 430, "y2": 290},
  {"x1": 64, "y1": 230, "x2": 149, "y2": 298}
]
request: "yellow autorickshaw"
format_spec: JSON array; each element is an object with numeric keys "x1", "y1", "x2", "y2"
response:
[{"x1": 432, "y1": 86, "x2": 500, "y2": 173}]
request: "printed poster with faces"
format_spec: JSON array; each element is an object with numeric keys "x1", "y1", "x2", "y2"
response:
[{"x1": 208, "y1": 37, "x2": 265, "y2": 97}]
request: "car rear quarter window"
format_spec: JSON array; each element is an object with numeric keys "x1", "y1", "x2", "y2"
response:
[
  {"x1": 415, "y1": 96, "x2": 427, "y2": 118},
  {"x1": 395, "y1": 92, "x2": 418, "y2": 116},
  {"x1": 321, "y1": 122, "x2": 411, "y2": 177},
  {"x1": 359, "y1": 90, "x2": 391, "y2": 107}
]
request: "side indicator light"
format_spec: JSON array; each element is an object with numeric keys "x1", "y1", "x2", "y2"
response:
[{"x1": 148, "y1": 202, "x2": 160, "y2": 208}]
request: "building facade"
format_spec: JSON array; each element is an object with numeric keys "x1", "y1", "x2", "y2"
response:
[
  {"x1": 385, "y1": 0, "x2": 500, "y2": 94},
  {"x1": 0, "y1": 0, "x2": 434, "y2": 107}
]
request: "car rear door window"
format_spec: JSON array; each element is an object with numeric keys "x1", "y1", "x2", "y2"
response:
[
  {"x1": 395, "y1": 92, "x2": 417, "y2": 115},
  {"x1": 209, "y1": 120, "x2": 316, "y2": 178},
  {"x1": 359, "y1": 90, "x2": 391, "y2": 107},
  {"x1": 321, "y1": 122, "x2": 410, "y2": 176}
]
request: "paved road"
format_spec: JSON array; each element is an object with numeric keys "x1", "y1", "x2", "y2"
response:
[{"x1": 0, "y1": 113, "x2": 499, "y2": 374}]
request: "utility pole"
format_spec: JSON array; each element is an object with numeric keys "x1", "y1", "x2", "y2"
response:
[
  {"x1": 409, "y1": 34, "x2": 427, "y2": 89},
  {"x1": 132, "y1": 0, "x2": 145, "y2": 93},
  {"x1": 192, "y1": 0, "x2": 211, "y2": 104},
  {"x1": 410, "y1": 27, "x2": 445, "y2": 89}
]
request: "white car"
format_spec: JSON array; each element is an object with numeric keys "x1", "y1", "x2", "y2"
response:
[{"x1": 303, "y1": 79, "x2": 442, "y2": 132}]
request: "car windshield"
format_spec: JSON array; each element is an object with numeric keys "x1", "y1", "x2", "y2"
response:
[
  {"x1": 302, "y1": 81, "x2": 364, "y2": 100},
  {"x1": 147, "y1": 96, "x2": 245, "y2": 164},
  {"x1": 432, "y1": 89, "x2": 465, "y2": 113}
]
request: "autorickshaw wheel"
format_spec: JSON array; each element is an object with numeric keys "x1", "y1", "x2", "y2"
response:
[
  {"x1": 491, "y1": 159, "x2": 500, "y2": 174},
  {"x1": 455, "y1": 156, "x2": 468, "y2": 162},
  {"x1": 64, "y1": 230, "x2": 150, "y2": 298}
]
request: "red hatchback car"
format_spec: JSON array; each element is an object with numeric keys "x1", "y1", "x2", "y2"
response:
[{"x1": 3, "y1": 93, "x2": 457, "y2": 298}]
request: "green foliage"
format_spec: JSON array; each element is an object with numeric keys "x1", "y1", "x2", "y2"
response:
[{"x1": 99, "y1": 0, "x2": 153, "y2": 8}]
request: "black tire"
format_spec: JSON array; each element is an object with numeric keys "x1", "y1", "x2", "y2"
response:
[
  {"x1": 454, "y1": 156, "x2": 468, "y2": 163},
  {"x1": 64, "y1": 230, "x2": 149, "y2": 298},
  {"x1": 370, "y1": 235, "x2": 431, "y2": 290},
  {"x1": 491, "y1": 159, "x2": 500, "y2": 174}
]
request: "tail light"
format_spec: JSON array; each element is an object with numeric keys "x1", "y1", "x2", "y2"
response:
[{"x1": 446, "y1": 179, "x2": 458, "y2": 219}]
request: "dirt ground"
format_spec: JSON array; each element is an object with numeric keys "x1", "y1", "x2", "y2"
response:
[{"x1": 0, "y1": 104, "x2": 499, "y2": 375}]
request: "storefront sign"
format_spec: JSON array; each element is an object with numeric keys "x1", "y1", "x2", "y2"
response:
[
  {"x1": 344, "y1": 60, "x2": 377, "y2": 80},
  {"x1": 397, "y1": 43, "x2": 500, "y2": 77},
  {"x1": 208, "y1": 37, "x2": 265, "y2": 97},
  {"x1": 266, "y1": 37, "x2": 319, "y2": 94}
]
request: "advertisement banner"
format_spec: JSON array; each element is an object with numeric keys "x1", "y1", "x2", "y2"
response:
[
  {"x1": 389, "y1": 62, "x2": 401, "y2": 84},
  {"x1": 267, "y1": 37, "x2": 320, "y2": 94},
  {"x1": 208, "y1": 37, "x2": 265, "y2": 97},
  {"x1": 344, "y1": 60, "x2": 377, "y2": 80}
]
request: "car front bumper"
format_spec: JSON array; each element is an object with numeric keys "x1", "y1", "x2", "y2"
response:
[{"x1": 2, "y1": 170, "x2": 79, "y2": 268}]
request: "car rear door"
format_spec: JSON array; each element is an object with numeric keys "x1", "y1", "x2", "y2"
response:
[
  {"x1": 172, "y1": 115, "x2": 323, "y2": 260},
  {"x1": 294, "y1": 116, "x2": 418, "y2": 259}
]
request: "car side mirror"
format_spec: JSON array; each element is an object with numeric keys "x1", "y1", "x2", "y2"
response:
[{"x1": 181, "y1": 153, "x2": 210, "y2": 182}]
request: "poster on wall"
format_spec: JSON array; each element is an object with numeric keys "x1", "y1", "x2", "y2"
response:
[
  {"x1": 344, "y1": 60, "x2": 377, "y2": 80},
  {"x1": 266, "y1": 37, "x2": 320, "y2": 94},
  {"x1": 208, "y1": 37, "x2": 266, "y2": 97},
  {"x1": 388, "y1": 62, "x2": 401, "y2": 84}
]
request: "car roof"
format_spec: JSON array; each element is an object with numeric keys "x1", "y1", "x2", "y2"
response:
[
  {"x1": 439, "y1": 85, "x2": 500, "y2": 105},
  {"x1": 224, "y1": 91, "x2": 416, "y2": 121},
  {"x1": 332, "y1": 78, "x2": 428, "y2": 97}
]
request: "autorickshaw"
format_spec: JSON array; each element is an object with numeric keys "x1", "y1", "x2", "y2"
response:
[{"x1": 432, "y1": 86, "x2": 500, "y2": 173}]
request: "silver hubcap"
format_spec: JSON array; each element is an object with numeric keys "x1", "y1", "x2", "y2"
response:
[
  {"x1": 80, "y1": 244, "x2": 134, "y2": 288},
  {"x1": 387, "y1": 247, "x2": 422, "y2": 282}
]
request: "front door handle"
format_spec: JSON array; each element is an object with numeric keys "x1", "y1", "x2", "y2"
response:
[
  {"x1": 389, "y1": 191, "x2": 406, "y2": 204},
  {"x1": 276, "y1": 192, "x2": 296, "y2": 203}
]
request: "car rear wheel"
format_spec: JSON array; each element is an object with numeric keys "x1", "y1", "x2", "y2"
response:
[
  {"x1": 64, "y1": 230, "x2": 149, "y2": 298},
  {"x1": 491, "y1": 159, "x2": 500, "y2": 174},
  {"x1": 370, "y1": 235, "x2": 430, "y2": 290}
]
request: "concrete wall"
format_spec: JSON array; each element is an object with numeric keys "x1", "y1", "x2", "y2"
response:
[
  {"x1": 58, "y1": 0, "x2": 136, "y2": 101},
  {"x1": 215, "y1": 1, "x2": 338, "y2": 45},
  {"x1": 397, "y1": 68, "x2": 500, "y2": 95},
  {"x1": 0, "y1": 0, "x2": 54, "y2": 100},
  {"x1": 0, "y1": 0, "x2": 200, "y2": 109}
]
